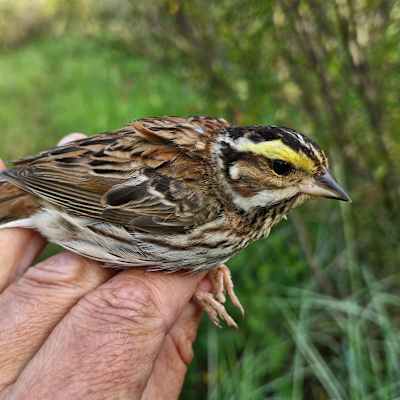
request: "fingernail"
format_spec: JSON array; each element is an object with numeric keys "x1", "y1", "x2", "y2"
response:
[{"x1": 58, "y1": 133, "x2": 86, "y2": 146}]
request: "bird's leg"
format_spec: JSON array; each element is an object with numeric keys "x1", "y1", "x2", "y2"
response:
[
  {"x1": 217, "y1": 265, "x2": 245, "y2": 316},
  {"x1": 194, "y1": 264, "x2": 244, "y2": 328},
  {"x1": 194, "y1": 291, "x2": 237, "y2": 328}
]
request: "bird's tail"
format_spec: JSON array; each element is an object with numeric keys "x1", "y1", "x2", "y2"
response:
[{"x1": 0, "y1": 173, "x2": 38, "y2": 229}]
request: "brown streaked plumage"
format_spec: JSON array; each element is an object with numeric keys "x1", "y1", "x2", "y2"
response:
[{"x1": 0, "y1": 116, "x2": 350, "y2": 327}]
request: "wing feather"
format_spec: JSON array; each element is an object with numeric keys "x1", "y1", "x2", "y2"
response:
[{"x1": 4, "y1": 116, "x2": 226, "y2": 234}]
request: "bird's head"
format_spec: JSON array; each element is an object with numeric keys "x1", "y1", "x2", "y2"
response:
[{"x1": 214, "y1": 125, "x2": 350, "y2": 213}]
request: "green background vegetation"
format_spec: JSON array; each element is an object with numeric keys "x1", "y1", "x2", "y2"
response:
[{"x1": 1, "y1": 1, "x2": 400, "y2": 398}]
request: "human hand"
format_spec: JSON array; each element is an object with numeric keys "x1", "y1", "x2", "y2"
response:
[{"x1": 0, "y1": 134, "x2": 206, "y2": 400}]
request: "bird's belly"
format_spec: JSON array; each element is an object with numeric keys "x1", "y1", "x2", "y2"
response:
[{"x1": 31, "y1": 207, "x2": 239, "y2": 272}]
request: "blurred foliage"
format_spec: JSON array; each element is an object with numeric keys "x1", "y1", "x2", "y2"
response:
[{"x1": 1, "y1": 1, "x2": 400, "y2": 399}]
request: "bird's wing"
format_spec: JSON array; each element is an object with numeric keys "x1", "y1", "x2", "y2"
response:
[{"x1": 3, "y1": 116, "x2": 229, "y2": 234}]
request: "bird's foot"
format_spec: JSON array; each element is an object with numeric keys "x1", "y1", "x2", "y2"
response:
[{"x1": 194, "y1": 264, "x2": 244, "y2": 328}]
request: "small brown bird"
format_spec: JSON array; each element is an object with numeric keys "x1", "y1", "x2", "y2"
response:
[{"x1": 0, "y1": 116, "x2": 349, "y2": 327}]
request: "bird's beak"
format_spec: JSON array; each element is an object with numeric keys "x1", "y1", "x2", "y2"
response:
[{"x1": 299, "y1": 170, "x2": 351, "y2": 202}]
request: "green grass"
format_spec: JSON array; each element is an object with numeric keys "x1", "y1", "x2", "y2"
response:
[
  {"x1": 0, "y1": 36, "x2": 204, "y2": 160},
  {"x1": 203, "y1": 272, "x2": 400, "y2": 400},
  {"x1": 1, "y1": 36, "x2": 400, "y2": 400}
]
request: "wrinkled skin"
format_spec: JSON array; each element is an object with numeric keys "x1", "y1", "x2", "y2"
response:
[{"x1": 0, "y1": 134, "x2": 207, "y2": 400}]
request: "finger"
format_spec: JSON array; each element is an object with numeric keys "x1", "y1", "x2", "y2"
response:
[
  {"x1": 0, "y1": 229, "x2": 46, "y2": 293},
  {"x1": 0, "y1": 160, "x2": 46, "y2": 292},
  {"x1": 58, "y1": 132, "x2": 86, "y2": 145},
  {"x1": 0, "y1": 252, "x2": 113, "y2": 390},
  {"x1": 142, "y1": 301, "x2": 203, "y2": 400},
  {"x1": 8, "y1": 269, "x2": 206, "y2": 399}
]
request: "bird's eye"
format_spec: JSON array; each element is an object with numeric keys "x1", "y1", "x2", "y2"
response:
[{"x1": 271, "y1": 159, "x2": 294, "y2": 176}]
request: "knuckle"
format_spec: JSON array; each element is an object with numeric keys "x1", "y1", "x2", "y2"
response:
[
  {"x1": 76, "y1": 277, "x2": 166, "y2": 334},
  {"x1": 20, "y1": 253, "x2": 89, "y2": 292}
]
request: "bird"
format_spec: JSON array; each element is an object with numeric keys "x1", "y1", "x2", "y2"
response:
[{"x1": 0, "y1": 116, "x2": 350, "y2": 327}]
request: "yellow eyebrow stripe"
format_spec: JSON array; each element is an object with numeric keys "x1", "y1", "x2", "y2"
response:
[{"x1": 240, "y1": 139, "x2": 316, "y2": 173}]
